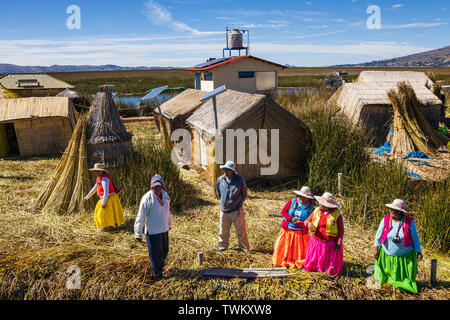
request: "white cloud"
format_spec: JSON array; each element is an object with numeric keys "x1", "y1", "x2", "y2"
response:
[
  {"x1": 0, "y1": 36, "x2": 430, "y2": 67},
  {"x1": 143, "y1": 0, "x2": 221, "y2": 36},
  {"x1": 383, "y1": 22, "x2": 447, "y2": 29},
  {"x1": 392, "y1": 4, "x2": 403, "y2": 8}
]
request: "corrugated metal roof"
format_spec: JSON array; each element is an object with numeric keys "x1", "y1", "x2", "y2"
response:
[
  {"x1": 0, "y1": 74, "x2": 74, "y2": 90},
  {"x1": 186, "y1": 55, "x2": 287, "y2": 72},
  {"x1": 0, "y1": 97, "x2": 72, "y2": 122},
  {"x1": 155, "y1": 88, "x2": 206, "y2": 120}
]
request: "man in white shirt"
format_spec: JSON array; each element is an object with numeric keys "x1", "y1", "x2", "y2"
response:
[{"x1": 134, "y1": 175, "x2": 172, "y2": 280}]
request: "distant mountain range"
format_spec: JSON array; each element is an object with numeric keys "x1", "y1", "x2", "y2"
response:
[
  {"x1": 0, "y1": 64, "x2": 179, "y2": 73},
  {"x1": 335, "y1": 45, "x2": 450, "y2": 67}
]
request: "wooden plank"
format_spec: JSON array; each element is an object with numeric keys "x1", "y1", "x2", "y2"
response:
[{"x1": 203, "y1": 267, "x2": 292, "y2": 278}]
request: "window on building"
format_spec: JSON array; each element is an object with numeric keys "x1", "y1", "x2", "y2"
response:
[
  {"x1": 238, "y1": 71, "x2": 255, "y2": 78},
  {"x1": 203, "y1": 72, "x2": 213, "y2": 81}
]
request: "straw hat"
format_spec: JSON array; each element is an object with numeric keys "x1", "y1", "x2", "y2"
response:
[
  {"x1": 314, "y1": 192, "x2": 338, "y2": 209},
  {"x1": 88, "y1": 163, "x2": 108, "y2": 172},
  {"x1": 220, "y1": 160, "x2": 237, "y2": 174},
  {"x1": 386, "y1": 199, "x2": 408, "y2": 213},
  {"x1": 293, "y1": 186, "x2": 314, "y2": 199}
]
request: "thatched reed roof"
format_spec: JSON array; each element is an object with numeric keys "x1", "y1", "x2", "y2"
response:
[
  {"x1": 155, "y1": 89, "x2": 206, "y2": 120},
  {"x1": 0, "y1": 74, "x2": 74, "y2": 90},
  {"x1": 186, "y1": 89, "x2": 266, "y2": 138},
  {"x1": 332, "y1": 82, "x2": 443, "y2": 122},
  {"x1": 356, "y1": 71, "x2": 432, "y2": 86},
  {"x1": 56, "y1": 88, "x2": 83, "y2": 99},
  {"x1": 0, "y1": 85, "x2": 21, "y2": 99},
  {"x1": 87, "y1": 91, "x2": 132, "y2": 144},
  {"x1": 0, "y1": 97, "x2": 74, "y2": 123}
]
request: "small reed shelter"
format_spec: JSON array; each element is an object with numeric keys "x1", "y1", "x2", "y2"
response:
[
  {"x1": 329, "y1": 76, "x2": 444, "y2": 145},
  {"x1": 153, "y1": 88, "x2": 206, "y2": 146},
  {"x1": 185, "y1": 89, "x2": 311, "y2": 181},
  {"x1": 86, "y1": 90, "x2": 133, "y2": 168},
  {"x1": 0, "y1": 74, "x2": 74, "y2": 97},
  {"x1": 0, "y1": 97, "x2": 77, "y2": 157}
]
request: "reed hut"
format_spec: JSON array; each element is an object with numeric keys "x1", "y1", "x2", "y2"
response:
[
  {"x1": 153, "y1": 89, "x2": 206, "y2": 146},
  {"x1": 0, "y1": 74, "x2": 74, "y2": 97},
  {"x1": 86, "y1": 90, "x2": 133, "y2": 168},
  {"x1": 57, "y1": 88, "x2": 90, "y2": 113},
  {"x1": 355, "y1": 71, "x2": 432, "y2": 86},
  {"x1": 185, "y1": 89, "x2": 311, "y2": 181},
  {"x1": 0, "y1": 97, "x2": 76, "y2": 157},
  {"x1": 330, "y1": 82, "x2": 443, "y2": 145}
]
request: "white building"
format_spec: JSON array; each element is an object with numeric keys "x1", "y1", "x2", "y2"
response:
[{"x1": 186, "y1": 55, "x2": 286, "y2": 94}]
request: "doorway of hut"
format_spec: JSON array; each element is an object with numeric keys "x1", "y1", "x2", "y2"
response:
[{"x1": 0, "y1": 123, "x2": 20, "y2": 157}]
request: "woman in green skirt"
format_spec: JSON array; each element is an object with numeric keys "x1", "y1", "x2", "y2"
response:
[{"x1": 373, "y1": 199, "x2": 423, "y2": 293}]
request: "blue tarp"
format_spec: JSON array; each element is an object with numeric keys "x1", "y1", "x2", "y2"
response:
[
  {"x1": 374, "y1": 129, "x2": 393, "y2": 156},
  {"x1": 405, "y1": 151, "x2": 433, "y2": 166},
  {"x1": 407, "y1": 172, "x2": 422, "y2": 179},
  {"x1": 374, "y1": 141, "x2": 391, "y2": 155}
]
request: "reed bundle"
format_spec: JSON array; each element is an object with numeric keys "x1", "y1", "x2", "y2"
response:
[
  {"x1": 388, "y1": 83, "x2": 449, "y2": 157},
  {"x1": 35, "y1": 114, "x2": 95, "y2": 214}
]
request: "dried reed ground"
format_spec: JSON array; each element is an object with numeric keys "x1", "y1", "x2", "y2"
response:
[{"x1": 0, "y1": 121, "x2": 449, "y2": 300}]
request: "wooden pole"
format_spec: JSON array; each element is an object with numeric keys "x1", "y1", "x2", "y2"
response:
[
  {"x1": 198, "y1": 252, "x2": 204, "y2": 267},
  {"x1": 363, "y1": 194, "x2": 369, "y2": 223},
  {"x1": 430, "y1": 259, "x2": 438, "y2": 284},
  {"x1": 338, "y1": 173, "x2": 343, "y2": 195}
]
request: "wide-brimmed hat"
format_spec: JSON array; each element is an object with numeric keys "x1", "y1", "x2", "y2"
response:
[
  {"x1": 293, "y1": 186, "x2": 314, "y2": 199},
  {"x1": 314, "y1": 192, "x2": 338, "y2": 209},
  {"x1": 386, "y1": 199, "x2": 408, "y2": 213},
  {"x1": 220, "y1": 160, "x2": 237, "y2": 174},
  {"x1": 88, "y1": 163, "x2": 107, "y2": 172}
]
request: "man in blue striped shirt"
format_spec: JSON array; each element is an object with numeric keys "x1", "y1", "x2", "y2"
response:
[{"x1": 216, "y1": 161, "x2": 250, "y2": 252}]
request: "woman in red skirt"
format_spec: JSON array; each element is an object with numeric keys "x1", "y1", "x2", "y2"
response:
[
  {"x1": 304, "y1": 192, "x2": 344, "y2": 276},
  {"x1": 272, "y1": 186, "x2": 315, "y2": 269}
]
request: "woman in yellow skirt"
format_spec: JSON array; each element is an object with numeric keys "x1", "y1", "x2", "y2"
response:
[
  {"x1": 272, "y1": 186, "x2": 315, "y2": 269},
  {"x1": 83, "y1": 163, "x2": 125, "y2": 230}
]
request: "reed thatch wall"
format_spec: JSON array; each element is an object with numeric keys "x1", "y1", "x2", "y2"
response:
[
  {"x1": 86, "y1": 91, "x2": 133, "y2": 168},
  {"x1": 14, "y1": 118, "x2": 74, "y2": 157},
  {"x1": 186, "y1": 89, "x2": 311, "y2": 182}
]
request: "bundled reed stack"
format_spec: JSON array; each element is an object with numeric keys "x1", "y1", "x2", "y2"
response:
[
  {"x1": 35, "y1": 114, "x2": 95, "y2": 214},
  {"x1": 388, "y1": 82, "x2": 449, "y2": 156},
  {"x1": 86, "y1": 89, "x2": 133, "y2": 168}
]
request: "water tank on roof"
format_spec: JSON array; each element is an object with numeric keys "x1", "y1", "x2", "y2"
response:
[{"x1": 228, "y1": 29, "x2": 243, "y2": 49}]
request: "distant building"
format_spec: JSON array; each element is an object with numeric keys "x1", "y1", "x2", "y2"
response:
[
  {"x1": 0, "y1": 74, "x2": 74, "y2": 97},
  {"x1": 186, "y1": 55, "x2": 286, "y2": 95}
]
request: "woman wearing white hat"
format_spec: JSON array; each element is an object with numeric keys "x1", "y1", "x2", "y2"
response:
[
  {"x1": 272, "y1": 186, "x2": 315, "y2": 269},
  {"x1": 83, "y1": 163, "x2": 124, "y2": 230},
  {"x1": 373, "y1": 199, "x2": 422, "y2": 293},
  {"x1": 304, "y1": 192, "x2": 344, "y2": 276}
]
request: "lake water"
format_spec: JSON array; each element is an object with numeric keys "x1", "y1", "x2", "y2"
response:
[
  {"x1": 114, "y1": 93, "x2": 177, "y2": 106},
  {"x1": 115, "y1": 87, "x2": 317, "y2": 107}
]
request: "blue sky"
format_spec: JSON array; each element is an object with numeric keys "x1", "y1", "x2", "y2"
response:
[{"x1": 0, "y1": 0, "x2": 448, "y2": 67}]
